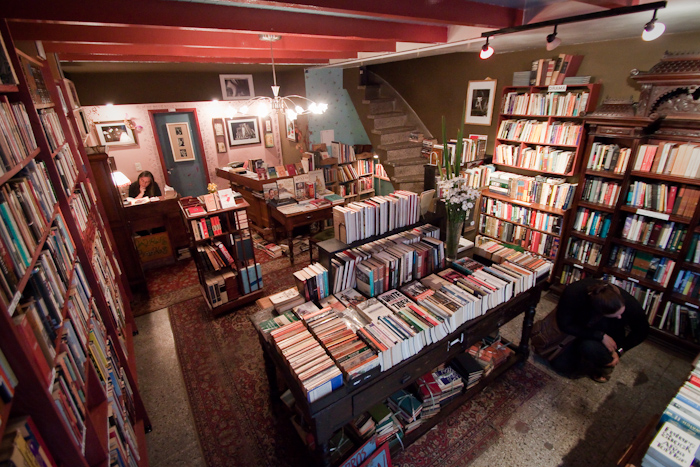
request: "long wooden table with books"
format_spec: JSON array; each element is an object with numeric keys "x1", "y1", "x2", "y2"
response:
[{"x1": 250, "y1": 273, "x2": 544, "y2": 466}]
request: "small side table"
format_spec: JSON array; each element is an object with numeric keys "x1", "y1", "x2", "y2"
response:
[{"x1": 268, "y1": 204, "x2": 334, "y2": 265}]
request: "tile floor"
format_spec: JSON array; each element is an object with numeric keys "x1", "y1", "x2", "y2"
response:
[{"x1": 133, "y1": 290, "x2": 692, "y2": 467}]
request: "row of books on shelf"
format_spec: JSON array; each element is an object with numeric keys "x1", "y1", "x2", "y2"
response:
[
  {"x1": 203, "y1": 262, "x2": 263, "y2": 307},
  {"x1": 482, "y1": 196, "x2": 564, "y2": 235},
  {"x1": 626, "y1": 182, "x2": 699, "y2": 218},
  {"x1": 180, "y1": 188, "x2": 241, "y2": 216},
  {"x1": 69, "y1": 187, "x2": 94, "y2": 234},
  {"x1": 587, "y1": 143, "x2": 631, "y2": 174},
  {"x1": 528, "y1": 54, "x2": 584, "y2": 87},
  {"x1": 581, "y1": 177, "x2": 621, "y2": 207},
  {"x1": 195, "y1": 232, "x2": 253, "y2": 271},
  {"x1": 459, "y1": 164, "x2": 495, "y2": 190},
  {"x1": 479, "y1": 217, "x2": 561, "y2": 259},
  {"x1": 374, "y1": 163, "x2": 388, "y2": 180},
  {"x1": 38, "y1": 108, "x2": 65, "y2": 152},
  {"x1": 330, "y1": 224, "x2": 443, "y2": 297},
  {"x1": 603, "y1": 276, "x2": 664, "y2": 325},
  {"x1": 357, "y1": 159, "x2": 374, "y2": 176},
  {"x1": 497, "y1": 119, "x2": 583, "y2": 147},
  {"x1": 572, "y1": 208, "x2": 612, "y2": 238},
  {"x1": 262, "y1": 257, "x2": 539, "y2": 401},
  {"x1": 189, "y1": 209, "x2": 249, "y2": 241},
  {"x1": 565, "y1": 238, "x2": 601, "y2": 267},
  {"x1": 322, "y1": 166, "x2": 337, "y2": 183},
  {"x1": 91, "y1": 231, "x2": 128, "y2": 336},
  {"x1": 634, "y1": 141, "x2": 700, "y2": 179},
  {"x1": 494, "y1": 144, "x2": 574, "y2": 174},
  {"x1": 0, "y1": 101, "x2": 37, "y2": 172},
  {"x1": 673, "y1": 270, "x2": 700, "y2": 298},
  {"x1": 501, "y1": 90, "x2": 590, "y2": 117},
  {"x1": 333, "y1": 190, "x2": 419, "y2": 244},
  {"x1": 688, "y1": 233, "x2": 700, "y2": 264},
  {"x1": 472, "y1": 236, "x2": 554, "y2": 278},
  {"x1": 338, "y1": 163, "x2": 360, "y2": 182},
  {"x1": 0, "y1": 416, "x2": 57, "y2": 467},
  {"x1": 608, "y1": 246, "x2": 675, "y2": 287},
  {"x1": 487, "y1": 171, "x2": 577, "y2": 210},
  {"x1": 643, "y1": 358, "x2": 700, "y2": 466},
  {"x1": 54, "y1": 145, "x2": 80, "y2": 196},
  {"x1": 621, "y1": 214, "x2": 686, "y2": 252},
  {"x1": 330, "y1": 141, "x2": 358, "y2": 164},
  {"x1": 21, "y1": 59, "x2": 51, "y2": 105}
]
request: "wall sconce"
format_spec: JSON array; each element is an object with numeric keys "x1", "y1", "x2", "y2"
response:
[
  {"x1": 642, "y1": 9, "x2": 665, "y2": 41},
  {"x1": 546, "y1": 25, "x2": 562, "y2": 51},
  {"x1": 480, "y1": 37, "x2": 494, "y2": 60}
]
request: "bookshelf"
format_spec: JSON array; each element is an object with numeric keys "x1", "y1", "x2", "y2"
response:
[
  {"x1": 0, "y1": 20, "x2": 149, "y2": 467},
  {"x1": 179, "y1": 195, "x2": 265, "y2": 316},
  {"x1": 554, "y1": 52, "x2": 700, "y2": 354},
  {"x1": 479, "y1": 83, "x2": 600, "y2": 270}
]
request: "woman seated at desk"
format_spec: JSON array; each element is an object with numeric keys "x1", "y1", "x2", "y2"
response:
[{"x1": 129, "y1": 170, "x2": 162, "y2": 199}]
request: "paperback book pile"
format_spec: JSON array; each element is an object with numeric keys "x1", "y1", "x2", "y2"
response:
[
  {"x1": 349, "y1": 412, "x2": 376, "y2": 440},
  {"x1": 367, "y1": 402, "x2": 403, "y2": 448},
  {"x1": 643, "y1": 360, "x2": 700, "y2": 467},
  {"x1": 259, "y1": 310, "x2": 299, "y2": 334},
  {"x1": 293, "y1": 263, "x2": 330, "y2": 302},
  {"x1": 473, "y1": 236, "x2": 553, "y2": 278},
  {"x1": 330, "y1": 223, "x2": 444, "y2": 295},
  {"x1": 268, "y1": 287, "x2": 306, "y2": 314},
  {"x1": 270, "y1": 320, "x2": 343, "y2": 403},
  {"x1": 468, "y1": 339, "x2": 515, "y2": 376},
  {"x1": 451, "y1": 352, "x2": 485, "y2": 389},
  {"x1": 387, "y1": 389, "x2": 423, "y2": 433},
  {"x1": 415, "y1": 367, "x2": 465, "y2": 419},
  {"x1": 333, "y1": 190, "x2": 420, "y2": 244}
]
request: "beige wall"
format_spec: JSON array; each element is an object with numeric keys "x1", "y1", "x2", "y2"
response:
[{"x1": 367, "y1": 31, "x2": 700, "y2": 155}]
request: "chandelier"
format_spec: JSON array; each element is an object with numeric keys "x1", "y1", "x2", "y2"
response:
[{"x1": 227, "y1": 34, "x2": 328, "y2": 121}]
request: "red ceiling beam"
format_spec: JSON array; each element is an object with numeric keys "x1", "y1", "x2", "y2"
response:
[
  {"x1": 43, "y1": 42, "x2": 355, "y2": 60},
  {"x1": 9, "y1": 21, "x2": 397, "y2": 53},
  {"x1": 215, "y1": 0, "x2": 522, "y2": 28},
  {"x1": 3, "y1": 0, "x2": 448, "y2": 43},
  {"x1": 56, "y1": 53, "x2": 330, "y2": 64}
]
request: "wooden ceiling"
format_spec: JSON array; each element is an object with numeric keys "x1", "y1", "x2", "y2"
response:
[{"x1": 3, "y1": 0, "x2": 638, "y2": 65}]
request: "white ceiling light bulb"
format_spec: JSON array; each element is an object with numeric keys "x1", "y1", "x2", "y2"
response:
[
  {"x1": 286, "y1": 109, "x2": 297, "y2": 121},
  {"x1": 239, "y1": 105, "x2": 248, "y2": 115},
  {"x1": 295, "y1": 105, "x2": 304, "y2": 114},
  {"x1": 546, "y1": 25, "x2": 562, "y2": 51},
  {"x1": 480, "y1": 38, "x2": 494, "y2": 60},
  {"x1": 256, "y1": 102, "x2": 269, "y2": 118},
  {"x1": 642, "y1": 9, "x2": 665, "y2": 41}
]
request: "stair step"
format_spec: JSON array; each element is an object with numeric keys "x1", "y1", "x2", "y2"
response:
[
  {"x1": 391, "y1": 175, "x2": 424, "y2": 184},
  {"x1": 377, "y1": 141, "x2": 424, "y2": 151},
  {"x1": 371, "y1": 125, "x2": 416, "y2": 135},
  {"x1": 385, "y1": 157, "x2": 426, "y2": 167},
  {"x1": 367, "y1": 111, "x2": 405, "y2": 119},
  {"x1": 362, "y1": 97, "x2": 394, "y2": 105}
]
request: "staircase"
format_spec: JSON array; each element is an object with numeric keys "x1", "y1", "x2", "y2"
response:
[{"x1": 358, "y1": 71, "x2": 434, "y2": 193}]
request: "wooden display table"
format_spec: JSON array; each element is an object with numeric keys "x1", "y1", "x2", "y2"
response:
[
  {"x1": 268, "y1": 203, "x2": 334, "y2": 265},
  {"x1": 250, "y1": 280, "x2": 543, "y2": 466}
]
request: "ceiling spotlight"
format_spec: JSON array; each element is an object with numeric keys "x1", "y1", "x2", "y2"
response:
[
  {"x1": 546, "y1": 25, "x2": 562, "y2": 51},
  {"x1": 642, "y1": 9, "x2": 665, "y2": 41},
  {"x1": 480, "y1": 37, "x2": 494, "y2": 60}
]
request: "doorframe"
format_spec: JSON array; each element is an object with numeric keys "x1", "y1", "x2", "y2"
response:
[{"x1": 148, "y1": 108, "x2": 210, "y2": 186}]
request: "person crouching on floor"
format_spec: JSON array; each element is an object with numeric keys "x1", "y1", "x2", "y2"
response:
[{"x1": 552, "y1": 278, "x2": 649, "y2": 383}]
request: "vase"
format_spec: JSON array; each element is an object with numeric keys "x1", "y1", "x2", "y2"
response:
[{"x1": 445, "y1": 219, "x2": 464, "y2": 263}]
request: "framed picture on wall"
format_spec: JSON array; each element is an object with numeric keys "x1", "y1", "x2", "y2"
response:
[
  {"x1": 226, "y1": 117, "x2": 260, "y2": 146},
  {"x1": 264, "y1": 119, "x2": 272, "y2": 133},
  {"x1": 286, "y1": 116, "x2": 296, "y2": 142},
  {"x1": 465, "y1": 79, "x2": 497, "y2": 126},
  {"x1": 75, "y1": 109, "x2": 90, "y2": 140},
  {"x1": 95, "y1": 121, "x2": 137, "y2": 146},
  {"x1": 219, "y1": 74, "x2": 255, "y2": 100},
  {"x1": 217, "y1": 141, "x2": 227, "y2": 153},
  {"x1": 167, "y1": 122, "x2": 196, "y2": 162},
  {"x1": 264, "y1": 133, "x2": 274, "y2": 148}
]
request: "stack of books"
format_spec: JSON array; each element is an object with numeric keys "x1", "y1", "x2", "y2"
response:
[
  {"x1": 367, "y1": 402, "x2": 403, "y2": 447},
  {"x1": 387, "y1": 388, "x2": 423, "y2": 433},
  {"x1": 349, "y1": 412, "x2": 376, "y2": 440},
  {"x1": 451, "y1": 353, "x2": 485, "y2": 389},
  {"x1": 292, "y1": 263, "x2": 330, "y2": 302},
  {"x1": 268, "y1": 287, "x2": 306, "y2": 313},
  {"x1": 258, "y1": 310, "x2": 299, "y2": 334},
  {"x1": 473, "y1": 236, "x2": 553, "y2": 278},
  {"x1": 468, "y1": 340, "x2": 515, "y2": 376}
]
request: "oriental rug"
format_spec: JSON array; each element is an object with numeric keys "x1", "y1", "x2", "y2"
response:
[{"x1": 169, "y1": 286, "x2": 552, "y2": 467}]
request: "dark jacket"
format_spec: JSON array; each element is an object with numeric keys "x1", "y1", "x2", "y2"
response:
[{"x1": 128, "y1": 180, "x2": 161, "y2": 198}]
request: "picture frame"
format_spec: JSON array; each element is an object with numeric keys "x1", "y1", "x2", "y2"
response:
[
  {"x1": 219, "y1": 74, "x2": 255, "y2": 101},
  {"x1": 226, "y1": 117, "x2": 261, "y2": 146},
  {"x1": 465, "y1": 79, "x2": 497, "y2": 126},
  {"x1": 286, "y1": 116, "x2": 296, "y2": 142},
  {"x1": 217, "y1": 141, "x2": 227, "y2": 153},
  {"x1": 95, "y1": 121, "x2": 137, "y2": 146},
  {"x1": 75, "y1": 109, "x2": 90, "y2": 140},
  {"x1": 214, "y1": 121, "x2": 224, "y2": 136},
  {"x1": 264, "y1": 133, "x2": 274, "y2": 148},
  {"x1": 166, "y1": 122, "x2": 196, "y2": 162},
  {"x1": 264, "y1": 119, "x2": 272, "y2": 133}
]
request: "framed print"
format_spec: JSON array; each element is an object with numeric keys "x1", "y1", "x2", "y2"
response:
[
  {"x1": 95, "y1": 121, "x2": 137, "y2": 146},
  {"x1": 217, "y1": 141, "x2": 227, "y2": 153},
  {"x1": 465, "y1": 79, "x2": 497, "y2": 126},
  {"x1": 220, "y1": 74, "x2": 255, "y2": 100},
  {"x1": 226, "y1": 117, "x2": 260, "y2": 146},
  {"x1": 264, "y1": 119, "x2": 272, "y2": 133},
  {"x1": 264, "y1": 133, "x2": 274, "y2": 148},
  {"x1": 166, "y1": 122, "x2": 196, "y2": 162},
  {"x1": 286, "y1": 116, "x2": 296, "y2": 142},
  {"x1": 214, "y1": 121, "x2": 224, "y2": 136}
]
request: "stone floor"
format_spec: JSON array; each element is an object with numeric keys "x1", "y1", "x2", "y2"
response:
[{"x1": 134, "y1": 290, "x2": 692, "y2": 467}]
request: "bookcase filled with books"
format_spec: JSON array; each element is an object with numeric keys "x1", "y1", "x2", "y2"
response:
[
  {"x1": 0, "y1": 22, "x2": 149, "y2": 467},
  {"x1": 330, "y1": 141, "x2": 375, "y2": 203},
  {"x1": 179, "y1": 190, "x2": 265, "y2": 316},
  {"x1": 555, "y1": 89, "x2": 700, "y2": 354},
  {"x1": 479, "y1": 82, "x2": 600, "y2": 268}
]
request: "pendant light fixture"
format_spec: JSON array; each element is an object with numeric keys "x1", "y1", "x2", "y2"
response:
[
  {"x1": 546, "y1": 25, "x2": 562, "y2": 51},
  {"x1": 479, "y1": 37, "x2": 494, "y2": 60},
  {"x1": 642, "y1": 9, "x2": 665, "y2": 41}
]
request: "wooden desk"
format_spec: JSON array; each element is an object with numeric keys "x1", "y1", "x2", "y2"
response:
[
  {"x1": 123, "y1": 196, "x2": 189, "y2": 268},
  {"x1": 250, "y1": 281, "x2": 542, "y2": 466},
  {"x1": 268, "y1": 204, "x2": 334, "y2": 266}
]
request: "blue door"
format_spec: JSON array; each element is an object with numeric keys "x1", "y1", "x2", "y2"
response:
[{"x1": 153, "y1": 111, "x2": 208, "y2": 197}]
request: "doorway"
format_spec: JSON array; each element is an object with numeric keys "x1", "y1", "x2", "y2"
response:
[{"x1": 150, "y1": 109, "x2": 209, "y2": 197}]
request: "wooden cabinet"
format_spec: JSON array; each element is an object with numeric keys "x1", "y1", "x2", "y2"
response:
[{"x1": 0, "y1": 19, "x2": 149, "y2": 466}]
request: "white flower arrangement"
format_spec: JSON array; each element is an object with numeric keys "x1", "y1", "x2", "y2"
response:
[{"x1": 438, "y1": 176, "x2": 479, "y2": 225}]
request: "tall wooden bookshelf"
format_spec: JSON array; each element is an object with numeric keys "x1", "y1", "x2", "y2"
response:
[
  {"x1": 556, "y1": 52, "x2": 700, "y2": 355},
  {"x1": 479, "y1": 83, "x2": 600, "y2": 266},
  {"x1": 0, "y1": 20, "x2": 149, "y2": 466}
]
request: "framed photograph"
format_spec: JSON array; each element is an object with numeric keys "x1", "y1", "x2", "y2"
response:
[
  {"x1": 286, "y1": 116, "x2": 296, "y2": 142},
  {"x1": 226, "y1": 117, "x2": 260, "y2": 146},
  {"x1": 217, "y1": 141, "x2": 227, "y2": 153},
  {"x1": 167, "y1": 122, "x2": 196, "y2": 162},
  {"x1": 220, "y1": 74, "x2": 255, "y2": 100},
  {"x1": 465, "y1": 79, "x2": 497, "y2": 126},
  {"x1": 95, "y1": 121, "x2": 137, "y2": 146}
]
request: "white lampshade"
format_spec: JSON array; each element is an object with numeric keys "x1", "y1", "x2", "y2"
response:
[
  {"x1": 111, "y1": 171, "x2": 130, "y2": 187},
  {"x1": 642, "y1": 20, "x2": 665, "y2": 41}
]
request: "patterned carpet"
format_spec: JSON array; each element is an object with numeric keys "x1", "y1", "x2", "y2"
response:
[{"x1": 167, "y1": 254, "x2": 553, "y2": 467}]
